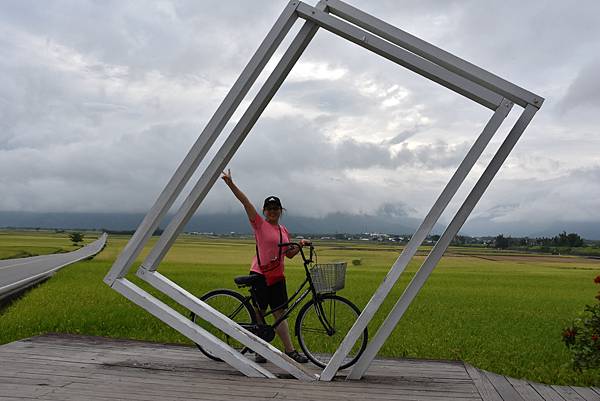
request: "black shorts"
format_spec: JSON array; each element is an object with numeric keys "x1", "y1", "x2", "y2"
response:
[{"x1": 250, "y1": 272, "x2": 288, "y2": 312}]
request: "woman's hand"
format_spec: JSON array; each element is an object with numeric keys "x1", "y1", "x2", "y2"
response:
[
  {"x1": 299, "y1": 239, "x2": 312, "y2": 247},
  {"x1": 221, "y1": 169, "x2": 233, "y2": 186},
  {"x1": 286, "y1": 239, "x2": 311, "y2": 258},
  {"x1": 222, "y1": 168, "x2": 257, "y2": 221}
]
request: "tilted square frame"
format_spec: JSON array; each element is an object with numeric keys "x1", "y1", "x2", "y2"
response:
[{"x1": 104, "y1": 0, "x2": 543, "y2": 382}]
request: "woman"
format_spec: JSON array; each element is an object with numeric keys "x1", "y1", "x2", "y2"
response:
[{"x1": 221, "y1": 169, "x2": 310, "y2": 364}]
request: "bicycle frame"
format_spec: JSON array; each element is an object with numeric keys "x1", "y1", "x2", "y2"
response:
[
  {"x1": 258, "y1": 276, "x2": 310, "y2": 326},
  {"x1": 248, "y1": 243, "x2": 335, "y2": 336}
]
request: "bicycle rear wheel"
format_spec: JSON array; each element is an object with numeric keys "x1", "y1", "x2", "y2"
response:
[
  {"x1": 190, "y1": 289, "x2": 256, "y2": 361},
  {"x1": 295, "y1": 294, "x2": 367, "y2": 369}
]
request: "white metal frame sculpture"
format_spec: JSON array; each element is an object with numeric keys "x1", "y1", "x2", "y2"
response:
[{"x1": 104, "y1": 0, "x2": 543, "y2": 382}]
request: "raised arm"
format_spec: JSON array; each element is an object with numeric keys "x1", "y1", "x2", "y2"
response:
[{"x1": 221, "y1": 169, "x2": 257, "y2": 222}]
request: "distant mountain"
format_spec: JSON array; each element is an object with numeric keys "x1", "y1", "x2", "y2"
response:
[
  {"x1": 461, "y1": 217, "x2": 600, "y2": 241},
  {"x1": 1, "y1": 211, "x2": 598, "y2": 239},
  {"x1": 0, "y1": 211, "x2": 421, "y2": 236}
]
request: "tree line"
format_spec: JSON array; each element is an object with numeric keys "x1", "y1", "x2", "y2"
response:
[{"x1": 493, "y1": 231, "x2": 584, "y2": 249}]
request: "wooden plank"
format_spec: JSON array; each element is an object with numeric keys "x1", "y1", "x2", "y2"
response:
[
  {"x1": 39, "y1": 393, "x2": 138, "y2": 401},
  {"x1": 62, "y1": 381, "x2": 278, "y2": 400},
  {"x1": 0, "y1": 397, "x2": 41, "y2": 401},
  {"x1": 572, "y1": 387, "x2": 600, "y2": 401},
  {"x1": 18, "y1": 336, "x2": 191, "y2": 352},
  {"x1": 0, "y1": 347, "x2": 216, "y2": 369},
  {"x1": 464, "y1": 364, "x2": 503, "y2": 401},
  {"x1": 506, "y1": 377, "x2": 546, "y2": 401},
  {"x1": 364, "y1": 366, "x2": 471, "y2": 380},
  {"x1": 54, "y1": 381, "x2": 477, "y2": 401},
  {"x1": 44, "y1": 388, "x2": 221, "y2": 401},
  {"x1": 0, "y1": 383, "x2": 54, "y2": 398},
  {"x1": 529, "y1": 383, "x2": 567, "y2": 401},
  {"x1": 366, "y1": 362, "x2": 469, "y2": 373},
  {"x1": 6, "y1": 337, "x2": 196, "y2": 359},
  {"x1": 552, "y1": 386, "x2": 587, "y2": 401},
  {"x1": 84, "y1": 370, "x2": 478, "y2": 396},
  {"x1": 3, "y1": 372, "x2": 477, "y2": 400},
  {"x1": 0, "y1": 346, "x2": 103, "y2": 359},
  {"x1": 4, "y1": 367, "x2": 480, "y2": 401},
  {"x1": 0, "y1": 373, "x2": 77, "y2": 388},
  {"x1": 365, "y1": 357, "x2": 466, "y2": 368},
  {"x1": 2, "y1": 372, "x2": 265, "y2": 396},
  {"x1": 1, "y1": 348, "x2": 201, "y2": 367},
  {"x1": 91, "y1": 363, "x2": 477, "y2": 394},
  {"x1": 483, "y1": 371, "x2": 526, "y2": 401}
]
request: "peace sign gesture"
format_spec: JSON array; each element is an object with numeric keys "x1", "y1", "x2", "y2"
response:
[
  {"x1": 221, "y1": 169, "x2": 233, "y2": 186},
  {"x1": 221, "y1": 168, "x2": 257, "y2": 221}
]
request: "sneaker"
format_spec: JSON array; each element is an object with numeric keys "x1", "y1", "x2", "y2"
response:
[
  {"x1": 254, "y1": 353, "x2": 267, "y2": 364},
  {"x1": 285, "y1": 350, "x2": 308, "y2": 364}
]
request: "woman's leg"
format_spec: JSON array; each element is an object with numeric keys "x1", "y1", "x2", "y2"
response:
[
  {"x1": 272, "y1": 308, "x2": 294, "y2": 353},
  {"x1": 265, "y1": 279, "x2": 307, "y2": 362},
  {"x1": 272, "y1": 308, "x2": 308, "y2": 363}
]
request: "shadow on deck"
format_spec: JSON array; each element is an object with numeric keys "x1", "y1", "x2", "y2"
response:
[{"x1": 0, "y1": 334, "x2": 597, "y2": 401}]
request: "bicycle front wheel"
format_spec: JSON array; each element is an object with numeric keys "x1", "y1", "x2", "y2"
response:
[
  {"x1": 190, "y1": 289, "x2": 256, "y2": 361},
  {"x1": 295, "y1": 294, "x2": 368, "y2": 369}
]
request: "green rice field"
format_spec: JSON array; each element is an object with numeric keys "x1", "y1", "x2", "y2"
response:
[{"x1": 1, "y1": 230, "x2": 599, "y2": 385}]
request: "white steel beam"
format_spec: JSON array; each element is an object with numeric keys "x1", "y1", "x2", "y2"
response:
[
  {"x1": 104, "y1": 0, "x2": 300, "y2": 285},
  {"x1": 319, "y1": 98, "x2": 514, "y2": 381},
  {"x1": 137, "y1": 269, "x2": 317, "y2": 381},
  {"x1": 111, "y1": 278, "x2": 275, "y2": 379},
  {"x1": 323, "y1": 0, "x2": 544, "y2": 108},
  {"x1": 347, "y1": 104, "x2": 539, "y2": 380},
  {"x1": 295, "y1": 2, "x2": 504, "y2": 110},
  {"x1": 141, "y1": 17, "x2": 321, "y2": 271}
]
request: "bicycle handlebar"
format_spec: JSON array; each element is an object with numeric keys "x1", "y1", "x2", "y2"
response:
[
  {"x1": 278, "y1": 241, "x2": 311, "y2": 247},
  {"x1": 278, "y1": 242, "x2": 314, "y2": 264}
]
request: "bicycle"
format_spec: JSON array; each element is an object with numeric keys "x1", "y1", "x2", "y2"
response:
[{"x1": 190, "y1": 242, "x2": 368, "y2": 369}]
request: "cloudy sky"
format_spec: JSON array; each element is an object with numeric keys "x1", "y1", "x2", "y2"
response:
[{"x1": 1, "y1": 0, "x2": 599, "y2": 237}]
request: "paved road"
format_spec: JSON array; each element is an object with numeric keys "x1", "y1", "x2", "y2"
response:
[{"x1": 0, "y1": 233, "x2": 107, "y2": 299}]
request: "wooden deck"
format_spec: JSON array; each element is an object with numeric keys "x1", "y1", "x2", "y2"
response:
[{"x1": 0, "y1": 334, "x2": 597, "y2": 401}]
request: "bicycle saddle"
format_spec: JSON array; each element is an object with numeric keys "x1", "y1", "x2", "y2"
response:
[{"x1": 234, "y1": 274, "x2": 262, "y2": 287}]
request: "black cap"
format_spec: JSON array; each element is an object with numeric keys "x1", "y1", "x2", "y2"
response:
[{"x1": 263, "y1": 196, "x2": 282, "y2": 209}]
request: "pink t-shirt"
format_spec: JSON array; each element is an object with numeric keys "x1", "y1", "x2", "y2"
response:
[{"x1": 250, "y1": 214, "x2": 290, "y2": 281}]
